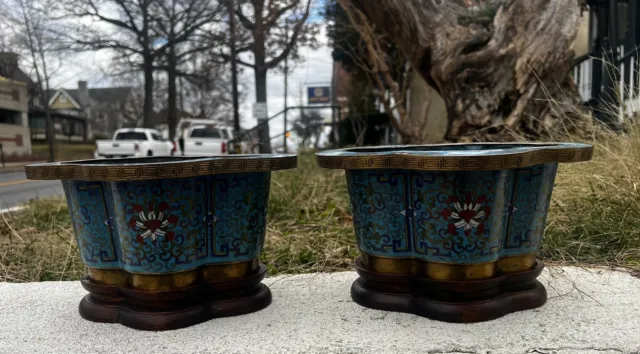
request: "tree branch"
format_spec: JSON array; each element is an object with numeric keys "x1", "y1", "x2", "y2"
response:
[{"x1": 263, "y1": 0, "x2": 311, "y2": 69}]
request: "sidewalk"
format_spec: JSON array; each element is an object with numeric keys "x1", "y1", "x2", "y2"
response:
[{"x1": 0, "y1": 268, "x2": 638, "y2": 354}]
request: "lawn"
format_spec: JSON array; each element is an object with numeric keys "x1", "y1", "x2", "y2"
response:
[
  {"x1": 31, "y1": 144, "x2": 95, "y2": 161},
  {"x1": 1, "y1": 132, "x2": 640, "y2": 282}
]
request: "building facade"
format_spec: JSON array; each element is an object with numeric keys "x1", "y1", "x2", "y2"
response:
[
  {"x1": 0, "y1": 53, "x2": 32, "y2": 155},
  {"x1": 44, "y1": 82, "x2": 134, "y2": 140}
]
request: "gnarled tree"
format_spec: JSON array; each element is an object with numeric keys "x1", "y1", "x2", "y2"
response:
[{"x1": 338, "y1": 0, "x2": 587, "y2": 141}]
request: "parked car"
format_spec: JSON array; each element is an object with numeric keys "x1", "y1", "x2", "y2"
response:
[
  {"x1": 94, "y1": 128, "x2": 175, "y2": 159},
  {"x1": 177, "y1": 124, "x2": 229, "y2": 156}
]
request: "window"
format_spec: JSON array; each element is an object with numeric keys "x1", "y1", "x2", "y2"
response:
[
  {"x1": 114, "y1": 131, "x2": 147, "y2": 140},
  {"x1": 75, "y1": 122, "x2": 84, "y2": 135},
  {"x1": 151, "y1": 132, "x2": 163, "y2": 141},
  {"x1": 0, "y1": 109, "x2": 19, "y2": 125},
  {"x1": 59, "y1": 94, "x2": 67, "y2": 103},
  {"x1": 190, "y1": 128, "x2": 221, "y2": 139}
]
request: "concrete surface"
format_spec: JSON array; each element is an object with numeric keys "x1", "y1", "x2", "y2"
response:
[
  {"x1": 0, "y1": 171, "x2": 63, "y2": 210},
  {"x1": 0, "y1": 268, "x2": 639, "y2": 354}
]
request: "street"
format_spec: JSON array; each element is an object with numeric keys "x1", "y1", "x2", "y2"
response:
[{"x1": 0, "y1": 171, "x2": 64, "y2": 211}]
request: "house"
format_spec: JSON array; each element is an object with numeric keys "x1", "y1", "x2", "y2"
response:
[
  {"x1": 573, "y1": 0, "x2": 640, "y2": 125},
  {"x1": 0, "y1": 52, "x2": 32, "y2": 155},
  {"x1": 44, "y1": 82, "x2": 134, "y2": 140}
]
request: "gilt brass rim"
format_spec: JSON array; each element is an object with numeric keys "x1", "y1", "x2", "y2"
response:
[
  {"x1": 361, "y1": 253, "x2": 537, "y2": 281},
  {"x1": 316, "y1": 142, "x2": 593, "y2": 171},
  {"x1": 87, "y1": 259, "x2": 260, "y2": 291},
  {"x1": 25, "y1": 154, "x2": 297, "y2": 181}
]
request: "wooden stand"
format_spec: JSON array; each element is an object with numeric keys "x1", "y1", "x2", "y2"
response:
[
  {"x1": 78, "y1": 264, "x2": 272, "y2": 331},
  {"x1": 351, "y1": 257, "x2": 546, "y2": 323}
]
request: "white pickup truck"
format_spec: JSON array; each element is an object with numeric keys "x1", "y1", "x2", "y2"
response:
[
  {"x1": 94, "y1": 128, "x2": 175, "y2": 159},
  {"x1": 177, "y1": 124, "x2": 228, "y2": 156}
]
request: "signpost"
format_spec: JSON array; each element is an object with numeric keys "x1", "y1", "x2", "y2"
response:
[
  {"x1": 307, "y1": 86, "x2": 331, "y2": 105},
  {"x1": 253, "y1": 102, "x2": 268, "y2": 120}
]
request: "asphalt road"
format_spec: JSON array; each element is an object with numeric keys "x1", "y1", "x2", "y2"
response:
[{"x1": 0, "y1": 171, "x2": 64, "y2": 211}]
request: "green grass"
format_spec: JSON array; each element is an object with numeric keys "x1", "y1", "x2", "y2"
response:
[
  {"x1": 2, "y1": 132, "x2": 640, "y2": 282},
  {"x1": 31, "y1": 144, "x2": 95, "y2": 161}
]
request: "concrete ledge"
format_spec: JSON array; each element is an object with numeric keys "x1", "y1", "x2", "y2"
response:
[{"x1": 0, "y1": 268, "x2": 639, "y2": 354}]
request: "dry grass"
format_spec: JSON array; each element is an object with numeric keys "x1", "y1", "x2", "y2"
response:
[
  {"x1": 2, "y1": 130, "x2": 640, "y2": 282},
  {"x1": 31, "y1": 144, "x2": 95, "y2": 161}
]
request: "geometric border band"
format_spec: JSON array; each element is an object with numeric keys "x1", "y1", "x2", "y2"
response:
[
  {"x1": 25, "y1": 155, "x2": 298, "y2": 181},
  {"x1": 316, "y1": 143, "x2": 593, "y2": 171}
]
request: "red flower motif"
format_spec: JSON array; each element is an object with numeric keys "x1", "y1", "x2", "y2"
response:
[
  {"x1": 130, "y1": 202, "x2": 178, "y2": 243},
  {"x1": 444, "y1": 193, "x2": 489, "y2": 236}
]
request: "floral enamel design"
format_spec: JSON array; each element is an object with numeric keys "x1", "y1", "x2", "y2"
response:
[
  {"x1": 129, "y1": 201, "x2": 179, "y2": 244},
  {"x1": 442, "y1": 193, "x2": 491, "y2": 236}
]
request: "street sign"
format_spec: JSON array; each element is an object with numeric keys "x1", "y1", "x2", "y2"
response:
[
  {"x1": 307, "y1": 86, "x2": 331, "y2": 104},
  {"x1": 253, "y1": 102, "x2": 268, "y2": 119}
]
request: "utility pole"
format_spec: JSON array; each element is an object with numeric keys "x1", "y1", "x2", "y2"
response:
[
  {"x1": 283, "y1": 19, "x2": 289, "y2": 153},
  {"x1": 228, "y1": 0, "x2": 241, "y2": 138}
]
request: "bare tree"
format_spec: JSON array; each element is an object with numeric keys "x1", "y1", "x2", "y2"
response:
[
  {"x1": 150, "y1": 0, "x2": 225, "y2": 139},
  {"x1": 338, "y1": 5, "x2": 430, "y2": 143},
  {"x1": 339, "y1": 0, "x2": 584, "y2": 141},
  {"x1": 182, "y1": 61, "x2": 246, "y2": 125},
  {"x1": 229, "y1": 0, "x2": 320, "y2": 153},
  {"x1": 2, "y1": 0, "x2": 58, "y2": 161},
  {"x1": 61, "y1": 0, "x2": 160, "y2": 129}
]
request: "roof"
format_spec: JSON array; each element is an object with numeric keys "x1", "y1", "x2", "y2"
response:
[{"x1": 46, "y1": 86, "x2": 133, "y2": 106}]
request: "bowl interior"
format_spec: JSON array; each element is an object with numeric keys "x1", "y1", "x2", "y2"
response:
[{"x1": 342, "y1": 143, "x2": 558, "y2": 153}]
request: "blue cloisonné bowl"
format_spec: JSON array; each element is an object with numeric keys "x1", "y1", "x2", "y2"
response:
[
  {"x1": 25, "y1": 155, "x2": 297, "y2": 290},
  {"x1": 317, "y1": 143, "x2": 593, "y2": 280}
]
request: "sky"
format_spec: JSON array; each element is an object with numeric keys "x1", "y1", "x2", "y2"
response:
[{"x1": 47, "y1": 4, "x2": 335, "y2": 145}]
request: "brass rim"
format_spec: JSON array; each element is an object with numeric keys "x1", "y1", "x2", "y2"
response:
[
  {"x1": 316, "y1": 143, "x2": 593, "y2": 171},
  {"x1": 25, "y1": 155, "x2": 298, "y2": 181}
]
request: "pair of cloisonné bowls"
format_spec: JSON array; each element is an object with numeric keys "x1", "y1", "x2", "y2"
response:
[{"x1": 25, "y1": 143, "x2": 593, "y2": 329}]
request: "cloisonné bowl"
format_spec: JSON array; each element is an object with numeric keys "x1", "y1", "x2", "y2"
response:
[
  {"x1": 316, "y1": 143, "x2": 593, "y2": 280},
  {"x1": 25, "y1": 154, "x2": 297, "y2": 330}
]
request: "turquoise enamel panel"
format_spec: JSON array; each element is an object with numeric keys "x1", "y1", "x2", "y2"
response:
[
  {"x1": 500, "y1": 163, "x2": 558, "y2": 258},
  {"x1": 346, "y1": 164, "x2": 558, "y2": 264},
  {"x1": 62, "y1": 172, "x2": 270, "y2": 273}
]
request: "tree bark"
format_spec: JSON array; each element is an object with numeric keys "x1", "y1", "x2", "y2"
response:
[
  {"x1": 341, "y1": 0, "x2": 587, "y2": 141},
  {"x1": 142, "y1": 11, "x2": 154, "y2": 129},
  {"x1": 143, "y1": 58, "x2": 154, "y2": 129},
  {"x1": 167, "y1": 41, "x2": 177, "y2": 141},
  {"x1": 253, "y1": 0, "x2": 272, "y2": 153}
]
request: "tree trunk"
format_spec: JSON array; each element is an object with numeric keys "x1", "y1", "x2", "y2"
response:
[
  {"x1": 142, "y1": 11, "x2": 153, "y2": 129},
  {"x1": 143, "y1": 56, "x2": 154, "y2": 129},
  {"x1": 254, "y1": 64, "x2": 272, "y2": 153},
  {"x1": 342, "y1": 0, "x2": 587, "y2": 141},
  {"x1": 252, "y1": 0, "x2": 272, "y2": 153},
  {"x1": 167, "y1": 42, "x2": 177, "y2": 141}
]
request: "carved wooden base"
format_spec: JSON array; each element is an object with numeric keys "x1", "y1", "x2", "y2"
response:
[
  {"x1": 78, "y1": 264, "x2": 272, "y2": 331},
  {"x1": 352, "y1": 257, "x2": 547, "y2": 323}
]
